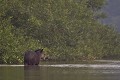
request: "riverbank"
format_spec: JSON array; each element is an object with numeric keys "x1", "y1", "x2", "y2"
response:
[{"x1": 1, "y1": 60, "x2": 120, "y2": 65}]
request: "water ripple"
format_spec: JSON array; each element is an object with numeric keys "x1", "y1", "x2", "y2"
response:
[
  {"x1": 1, "y1": 60, "x2": 120, "y2": 69},
  {"x1": 40, "y1": 64, "x2": 120, "y2": 69}
]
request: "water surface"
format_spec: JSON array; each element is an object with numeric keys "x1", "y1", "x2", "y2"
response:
[{"x1": 0, "y1": 60, "x2": 120, "y2": 80}]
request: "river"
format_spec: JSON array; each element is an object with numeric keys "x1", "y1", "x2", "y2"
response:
[{"x1": 0, "y1": 60, "x2": 120, "y2": 80}]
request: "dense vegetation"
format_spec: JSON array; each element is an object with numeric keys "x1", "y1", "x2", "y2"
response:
[{"x1": 0, "y1": 0, "x2": 120, "y2": 64}]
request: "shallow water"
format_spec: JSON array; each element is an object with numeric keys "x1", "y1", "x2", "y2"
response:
[{"x1": 0, "y1": 60, "x2": 120, "y2": 80}]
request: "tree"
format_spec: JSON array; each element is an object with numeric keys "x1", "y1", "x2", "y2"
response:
[
  {"x1": 0, "y1": 0, "x2": 43, "y2": 63},
  {"x1": 0, "y1": 0, "x2": 120, "y2": 62}
]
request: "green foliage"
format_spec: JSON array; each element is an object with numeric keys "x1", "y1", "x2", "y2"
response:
[
  {"x1": 87, "y1": 0, "x2": 107, "y2": 11},
  {"x1": 0, "y1": 0, "x2": 120, "y2": 64},
  {"x1": 0, "y1": 19, "x2": 42, "y2": 64}
]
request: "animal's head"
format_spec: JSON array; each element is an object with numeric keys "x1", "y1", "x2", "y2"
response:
[
  {"x1": 34, "y1": 49, "x2": 48, "y2": 60},
  {"x1": 35, "y1": 49, "x2": 43, "y2": 54}
]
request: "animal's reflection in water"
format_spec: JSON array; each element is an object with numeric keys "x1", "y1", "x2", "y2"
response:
[{"x1": 24, "y1": 66, "x2": 43, "y2": 80}]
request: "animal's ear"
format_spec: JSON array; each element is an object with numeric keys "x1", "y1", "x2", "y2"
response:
[{"x1": 41, "y1": 49, "x2": 43, "y2": 52}]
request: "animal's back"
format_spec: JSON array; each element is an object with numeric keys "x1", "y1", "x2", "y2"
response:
[
  {"x1": 24, "y1": 51, "x2": 36, "y2": 65},
  {"x1": 24, "y1": 49, "x2": 43, "y2": 65}
]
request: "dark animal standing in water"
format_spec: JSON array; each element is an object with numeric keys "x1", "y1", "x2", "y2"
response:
[{"x1": 24, "y1": 49, "x2": 44, "y2": 65}]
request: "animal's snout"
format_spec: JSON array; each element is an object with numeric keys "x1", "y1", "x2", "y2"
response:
[{"x1": 40, "y1": 53, "x2": 49, "y2": 61}]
